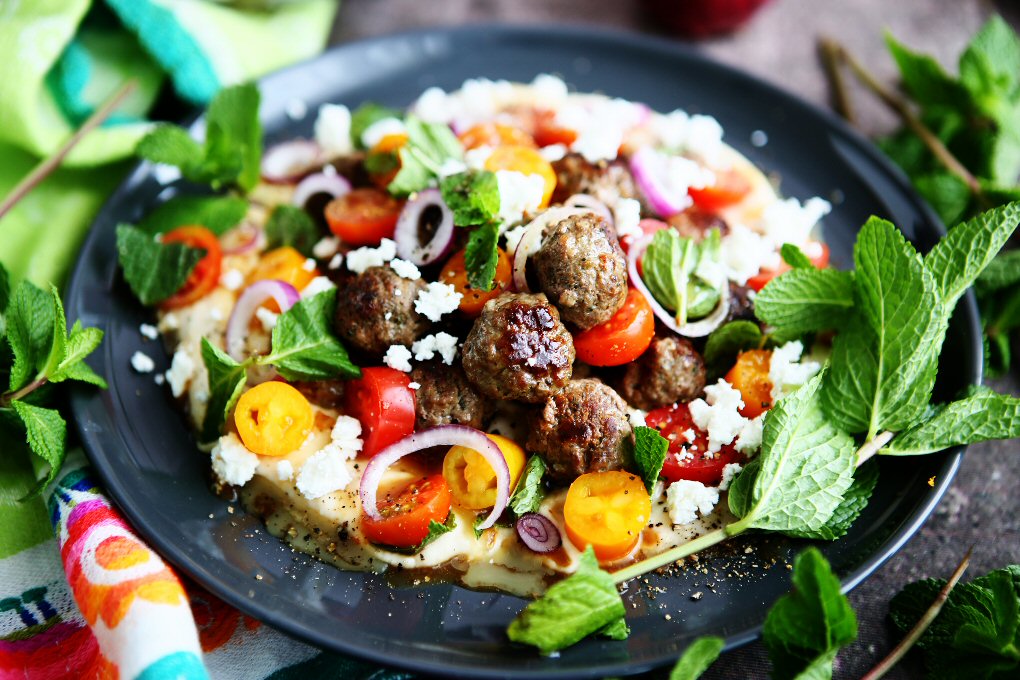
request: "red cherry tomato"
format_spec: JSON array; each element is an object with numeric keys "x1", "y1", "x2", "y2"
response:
[
  {"x1": 647, "y1": 403, "x2": 744, "y2": 486},
  {"x1": 725, "y1": 349, "x2": 773, "y2": 418},
  {"x1": 747, "y1": 242, "x2": 830, "y2": 292},
  {"x1": 343, "y1": 367, "x2": 416, "y2": 457},
  {"x1": 620, "y1": 218, "x2": 670, "y2": 256},
  {"x1": 688, "y1": 167, "x2": 752, "y2": 212},
  {"x1": 325, "y1": 188, "x2": 403, "y2": 246},
  {"x1": 361, "y1": 474, "x2": 452, "y2": 547},
  {"x1": 532, "y1": 109, "x2": 578, "y2": 148},
  {"x1": 161, "y1": 226, "x2": 222, "y2": 309},
  {"x1": 573, "y1": 288, "x2": 655, "y2": 366}
]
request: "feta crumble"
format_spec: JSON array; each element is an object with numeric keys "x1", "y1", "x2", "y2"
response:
[
  {"x1": 557, "y1": 98, "x2": 644, "y2": 163},
  {"x1": 464, "y1": 145, "x2": 494, "y2": 170},
  {"x1": 165, "y1": 349, "x2": 196, "y2": 398},
  {"x1": 760, "y1": 197, "x2": 831, "y2": 249},
  {"x1": 383, "y1": 344, "x2": 413, "y2": 373},
  {"x1": 220, "y1": 269, "x2": 245, "y2": 291},
  {"x1": 719, "y1": 463, "x2": 744, "y2": 491},
  {"x1": 665, "y1": 480, "x2": 720, "y2": 526},
  {"x1": 255, "y1": 307, "x2": 279, "y2": 331},
  {"x1": 688, "y1": 379, "x2": 746, "y2": 453},
  {"x1": 314, "y1": 104, "x2": 354, "y2": 156},
  {"x1": 496, "y1": 171, "x2": 545, "y2": 227},
  {"x1": 626, "y1": 407, "x2": 647, "y2": 428},
  {"x1": 735, "y1": 414, "x2": 764, "y2": 455},
  {"x1": 768, "y1": 341, "x2": 821, "y2": 402},
  {"x1": 312, "y1": 236, "x2": 340, "y2": 259},
  {"x1": 408, "y1": 382, "x2": 421, "y2": 390},
  {"x1": 414, "y1": 282, "x2": 463, "y2": 322},
  {"x1": 131, "y1": 351, "x2": 155, "y2": 373},
  {"x1": 296, "y1": 449, "x2": 352, "y2": 500},
  {"x1": 211, "y1": 433, "x2": 259, "y2": 487},
  {"x1": 361, "y1": 117, "x2": 407, "y2": 149},
  {"x1": 720, "y1": 224, "x2": 780, "y2": 285},
  {"x1": 330, "y1": 415, "x2": 364, "y2": 457},
  {"x1": 538, "y1": 143, "x2": 567, "y2": 162},
  {"x1": 328, "y1": 253, "x2": 344, "y2": 270},
  {"x1": 139, "y1": 324, "x2": 159, "y2": 340},
  {"x1": 389, "y1": 258, "x2": 422, "y2": 281},
  {"x1": 502, "y1": 224, "x2": 529, "y2": 254},
  {"x1": 613, "y1": 197, "x2": 642, "y2": 240},
  {"x1": 651, "y1": 110, "x2": 726, "y2": 166},
  {"x1": 411, "y1": 332, "x2": 459, "y2": 365},
  {"x1": 276, "y1": 460, "x2": 294, "y2": 481},
  {"x1": 301, "y1": 258, "x2": 317, "y2": 272},
  {"x1": 346, "y1": 238, "x2": 397, "y2": 274},
  {"x1": 300, "y1": 276, "x2": 336, "y2": 299}
]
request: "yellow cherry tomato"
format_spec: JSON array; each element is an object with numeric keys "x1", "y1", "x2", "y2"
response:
[
  {"x1": 442, "y1": 434, "x2": 527, "y2": 510},
  {"x1": 234, "y1": 382, "x2": 314, "y2": 456},
  {"x1": 483, "y1": 145, "x2": 557, "y2": 209},
  {"x1": 564, "y1": 471, "x2": 651, "y2": 562},
  {"x1": 248, "y1": 247, "x2": 320, "y2": 311}
]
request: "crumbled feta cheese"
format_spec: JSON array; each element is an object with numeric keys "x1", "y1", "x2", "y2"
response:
[
  {"x1": 735, "y1": 414, "x2": 764, "y2": 455},
  {"x1": 389, "y1": 258, "x2": 422, "y2": 281},
  {"x1": 720, "y1": 224, "x2": 780, "y2": 285},
  {"x1": 496, "y1": 171, "x2": 545, "y2": 227},
  {"x1": 613, "y1": 197, "x2": 642, "y2": 240},
  {"x1": 211, "y1": 433, "x2": 259, "y2": 487},
  {"x1": 209, "y1": 308, "x2": 223, "y2": 322},
  {"x1": 154, "y1": 373, "x2": 165, "y2": 386},
  {"x1": 220, "y1": 269, "x2": 245, "y2": 291},
  {"x1": 719, "y1": 463, "x2": 744, "y2": 491},
  {"x1": 414, "y1": 282, "x2": 462, "y2": 322},
  {"x1": 383, "y1": 344, "x2": 413, "y2": 372},
  {"x1": 760, "y1": 197, "x2": 831, "y2": 249},
  {"x1": 531, "y1": 73, "x2": 569, "y2": 103},
  {"x1": 314, "y1": 104, "x2": 354, "y2": 156},
  {"x1": 361, "y1": 117, "x2": 407, "y2": 149},
  {"x1": 276, "y1": 460, "x2": 294, "y2": 481},
  {"x1": 139, "y1": 324, "x2": 159, "y2": 340},
  {"x1": 438, "y1": 158, "x2": 468, "y2": 178},
  {"x1": 502, "y1": 224, "x2": 529, "y2": 254},
  {"x1": 635, "y1": 147, "x2": 714, "y2": 213},
  {"x1": 165, "y1": 349, "x2": 196, "y2": 398},
  {"x1": 285, "y1": 98, "x2": 308, "y2": 120},
  {"x1": 411, "y1": 332, "x2": 459, "y2": 365},
  {"x1": 328, "y1": 253, "x2": 343, "y2": 270},
  {"x1": 313, "y1": 236, "x2": 340, "y2": 259},
  {"x1": 346, "y1": 238, "x2": 397, "y2": 274},
  {"x1": 682, "y1": 428, "x2": 696, "y2": 443},
  {"x1": 666, "y1": 480, "x2": 720, "y2": 525},
  {"x1": 627, "y1": 407, "x2": 647, "y2": 428},
  {"x1": 131, "y1": 351, "x2": 155, "y2": 373},
  {"x1": 464, "y1": 145, "x2": 494, "y2": 170},
  {"x1": 300, "y1": 276, "x2": 336, "y2": 299},
  {"x1": 688, "y1": 379, "x2": 746, "y2": 453},
  {"x1": 255, "y1": 307, "x2": 279, "y2": 331},
  {"x1": 296, "y1": 448, "x2": 352, "y2": 500},
  {"x1": 558, "y1": 98, "x2": 644, "y2": 163},
  {"x1": 330, "y1": 415, "x2": 363, "y2": 457},
  {"x1": 160, "y1": 312, "x2": 179, "y2": 331},
  {"x1": 301, "y1": 258, "x2": 317, "y2": 272},
  {"x1": 768, "y1": 341, "x2": 821, "y2": 402},
  {"x1": 412, "y1": 86, "x2": 453, "y2": 124},
  {"x1": 651, "y1": 110, "x2": 726, "y2": 166},
  {"x1": 538, "y1": 144, "x2": 567, "y2": 162},
  {"x1": 408, "y1": 381, "x2": 421, "y2": 390}
]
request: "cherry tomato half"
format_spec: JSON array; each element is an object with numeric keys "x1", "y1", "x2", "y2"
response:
[
  {"x1": 458, "y1": 123, "x2": 535, "y2": 150},
  {"x1": 688, "y1": 167, "x2": 752, "y2": 212},
  {"x1": 325, "y1": 188, "x2": 403, "y2": 246},
  {"x1": 483, "y1": 145, "x2": 557, "y2": 209},
  {"x1": 443, "y1": 434, "x2": 527, "y2": 510},
  {"x1": 725, "y1": 349, "x2": 773, "y2": 418},
  {"x1": 532, "y1": 109, "x2": 578, "y2": 148},
  {"x1": 234, "y1": 382, "x2": 314, "y2": 456},
  {"x1": 648, "y1": 403, "x2": 744, "y2": 487},
  {"x1": 248, "y1": 246, "x2": 320, "y2": 311},
  {"x1": 439, "y1": 247, "x2": 512, "y2": 317},
  {"x1": 366, "y1": 133, "x2": 408, "y2": 190},
  {"x1": 344, "y1": 367, "x2": 416, "y2": 457},
  {"x1": 161, "y1": 226, "x2": 222, "y2": 309},
  {"x1": 361, "y1": 474, "x2": 452, "y2": 547},
  {"x1": 564, "y1": 471, "x2": 651, "y2": 562},
  {"x1": 747, "y1": 242, "x2": 830, "y2": 292},
  {"x1": 573, "y1": 288, "x2": 655, "y2": 366}
]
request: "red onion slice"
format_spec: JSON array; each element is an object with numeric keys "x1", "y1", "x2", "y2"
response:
[
  {"x1": 629, "y1": 146, "x2": 693, "y2": 218},
  {"x1": 292, "y1": 172, "x2": 351, "y2": 209},
  {"x1": 510, "y1": 206, "x2": 591, "y2": 292},
  {"x1": 626, "y1": 233, "x2": 730, "y2": 338},
  {"x1": 226, "y1": 280, "x2": 300, "y2": 360},
  {"x1": 563, "y1": 194, "x2": 614, "y2": 226},
  {"x1": 360, "y1": 425, "x2": 510, "y2": 531},
  {"x1": 222, "y1": 224, "x2": 266, "y2": 256},
  {"x1": 261, "y1": 140, "x2": 324, "y2": 184},
  {"x1": 394, "y1": 189, "x2": 455, "y2": 266},
  {"x1": 516, "y1": 513, "x2": 561, "y2": 553}
]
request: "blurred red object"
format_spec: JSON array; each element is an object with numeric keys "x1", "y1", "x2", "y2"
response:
[{"x1": 641, "y1": 0, "x2": 771, "y2": 38}]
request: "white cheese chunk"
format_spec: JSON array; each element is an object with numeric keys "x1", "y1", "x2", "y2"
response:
[
  {"x1": 300, "y1": 276, "x2": 336, "y2": 299},
  {"x1": 346, "y1": 238, "x2": 397, "y2": 274},
  {"x1": 389, "y1": 258, "x2": 422, "y2": 281},
  {"x1": 139, "y1": 324, "x2": 159, "y2": 340},
  {"x1": 414, "y1": 282, "x2": 462, "y2": 322},
  {"x1": 276, "y1": 460, "x2": 294, "y2": 481},
  {"x1": 130, "y1": 351, "x2": 155, "y2": 373},
  {"x1": 719, "y1": 463, "x2": 744, "y2": 491},
  {"x1": 496, "y1": 171, "x2": 545, "y2": 227},
  {"x1": 165, "y1": 349, "x2": 196, "y2": 398},
  {"x1": 665, "y1": 480, "x2": 720, "y2": 526},
  {"x1": 211, "y1": 433, "x2": 259, "y2": 487},
  {"x1": 255, "y1": 307, "x2": 279, "y2": 331},
  {"x1": 687, "y1": 379, "x2": 746, "y2": 453},
  {"x1": 312, "y1": 236, "x2": 340, "y2": 259},
  {"x1": 220, "y1": 269, "x2": 245, "y2": 291},
  {"x1": 411, "y1": 332, "x2": 459, "y2": 365},
  {"x1": 361, "y1": 117, "x2": 407, "y2": 149},
  {"x1": 735, "y1": 414, "x2": 764, "y2": 455},
  {"x1": 769, "y1": 341, "x2": 822, "y2": 402},
  {"x1": 383, "y1": 345, "x2": 413, "y2": 373},
  {"x1": 613, "y1": 197, "x2": 642, "y2": 240},
  {"x1": 314, "y1": 104, "x2": 354, "y2": 157},
  {"x1": 760, "y1": 196, "x2": 831, "y2": 249},
  {"x1": 295, "y1": 448, "x2": 352, "y2": 500}
]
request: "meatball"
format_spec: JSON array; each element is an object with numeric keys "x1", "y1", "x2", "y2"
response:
[
  {"x1": 527, "y1": 379, "x2": 633, "y2": 482},
  {"x1": 550, "y1": 153, "x2": 643, "y2": 207},
  {"x1": 461, "y1": 292, "x2": 574, "y2": 403},
  {"x1": 333, "y1": 266, "x2": 429, "y2": 355},
  {"x1": 292, "y1": 380, "x2": 345, "y2": 409},
  {"x1": 532, "y1": 213, "x2": 628, "y2": 330},
  {"x1": 667, "y1": 208, "x2": 729, "y2": 240},
  {"x1": 410, "y1": 361, "x2": 492, "y2": 429},
  {"x1": 614, "y1": 336, "x2": 706, "y2": 410}
]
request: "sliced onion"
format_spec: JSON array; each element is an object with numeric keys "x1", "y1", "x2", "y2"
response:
[
  {"x1": 292, "y1": 172, "x2": 351, "y2": 209},
  {"x1": 394, "y1": 189, "x2": 455, "y2": 265},
  {"x1": 563, "y1": 194, "x2": 614, "y2": 226},
  {"x1": 629, "y1": 146, "x2": 692, "y2": 218},
  {"x1": 626, "y1": 233, "x2": 730, "y2": 338},
  {"x1": 222, "y1": 224, "x2": 266, "y2": 256},
  {"x1": 516, "y1": 513, "x2": 561, "y2": 553},
  {"x1": 226, "y1": 280, "x2": 300, "y2": 360},
  {"x1": 359, "y1": 425, "x2": 509, "y2": 531},
  {"x1": 511, "y1": 206, "x2": 591, "y2": 292},
  {"x1": 261, "y1": 140, "x2": 324, "y2": 184}
]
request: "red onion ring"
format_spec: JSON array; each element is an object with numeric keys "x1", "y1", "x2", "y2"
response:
[
  {"x1": 510, "y1": 206, "x2": 590, "y2": 293},
  {"x1": 222, "y1": 224, "x2": 266, "y2": 256},
  {"x1": 563, "y1": 194, "x2": 614, "y2": 226},
  {"x1": 261, "y1": 140, "x2": 324, "y2": 184},
  {"x1": 360, "y1": 425, "x2": 510, "y2": 531},
  {"x1": 516, "y1": 513, "x2": 561, "y2": 553},
  {"x1": 626, "y1": 233, "x2": 730, "y2": 338},
  {"x1": 226, "y1": 280, "x2": 300, "y2": 360},
  {"x1": 292, "y1": 172, "x2": 351, "y2": 209},
  {"x1": 394, "y1": 189, "x2": 455, "y2": 266},
  {"x1": 629, "y1": 146, "x2": 692, "y2": 218}
]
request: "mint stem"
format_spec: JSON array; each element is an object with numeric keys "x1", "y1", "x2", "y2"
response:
[
  {"x1": 1, "y1": 378, "x2": 48, "y2": 408},
  {"x1": 860, "y1": 547, "x2": 972, "y2": 680},
  {"x1": 856, "y1": 430, "x2": 895, "y2": 466},
  {"x1": 610, "y1": 527, "x2": 729, "y2": 585}
]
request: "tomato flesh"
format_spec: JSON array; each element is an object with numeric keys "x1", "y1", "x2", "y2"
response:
[
  {"x1": 440, "y1": 247, "x2": 513, "y2": 317},
  {"x1": 458, "y1": 123, "x2": 535, "y2": 150},
  {"x1": 725, "y1": 349, "x2": 773, "y2": 418},
  {"x1": 443, "y1": 434, "x2": 527, "y2": 510},
  {"x1": 747, "y1": 242, "x2": 830, "y2": 292},
  {"x1": 573, "y1": 288, "x2": 655, "y2": 366},
  {"x1": 532, "y1": 109, "x2": 578, "y2": 148},
  {"x1": 688, "y1": 168, "x2": 751, "y2": 212},
  {"x1": 361, "y1": 474, "x2": 452, "y2": 547},
  {"x1": 563, "y1": 471, "x2": 651, "y2": 562},
  {"x1": 234, "y1": 382, "x2": 314, "y2": 456},
  {"x1": 326, "y1": 188, "x2": 403, "y2": 246},
  {"x1": 344, "y1": 367, "x2": 416, "y2": 457},
  {"x1": 648, "y1": 403, "x2": 744, "y2": 487},
  {"x1": 161, "y1": 226, "x2": 222, "y2": 309}
]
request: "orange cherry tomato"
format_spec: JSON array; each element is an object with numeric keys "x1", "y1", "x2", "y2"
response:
[
  {"x1": 532, "y1": 109, "x2": 578, "y2": 148},
  {"x1": 483, "y1": 145, "x2": 557, "y2": 209},
  {"x1": 160, "y1": 226, "x2": 222, "y2": 309},
  {"x1": 325, "y1": 188, "x2": 403, "y2": 246},
  {"x1": 573, "y1": 288, "x2": 655, "y2": 366},
  {"x1": 688, "y1": 167, "x2": 752, "y2": 212},
  {"x1": 247, "y1": 246, "x2": 319, "y2": 311},
  {"x1": 725, "y1": 349, "x2": 773, "y2": 418},
  {"x1": 564, "y1": 471, "x2": 651, "y2": 562},
  {"x1": 747, "y1": 242, "x2": 830, "y2": 292},
  {"x1": 234, "y1": 382, "x2": 314, "y2": 456},
  {"x1": 361, "y1": 474, "x2": 452, "y2": 547},
  {"x1": 344, "y1": 367, "x2": 416, "y2": 457},
  {"x1": 443, "y1": 434, "x2": 527, "y2": 510},
  {"x1": 366, "y1": 133, "x2": 408, "y2": 189},
  {"x1": 458, "y1": 123, "x2": 535, "y2": 150},
  {"x1": 649, "y1": 403, "x2": 744, "y2": 487},
  {"x1": 439, "y1": 247, "x2": 512, "y2": 317}
]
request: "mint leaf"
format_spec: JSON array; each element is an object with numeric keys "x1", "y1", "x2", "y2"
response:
[
  {"x1": 350, "y1": 102, "x2": 401, "y2": 149},
  {"x1": 116, "y1": 224, "x2": 205, "y2": 306},
  {"x1": 0, "y1": 261, "x2": 11, "y2": 317},
  {"x1": 914, "y1": 172, "x2": 972, "y2": 225},
  {"x1": 882, "y1": 386, "x2": 1020, "y2": 455},
  {"x1": 11, "y1": 401, "x2": 66, "y2": 498},
  {"x1": 205, "y1": 83, "x2": 262, "y2": 192},
  {"x1": 36, "y1": 286, "x2": 67, "y2": 387},
  {"x1": 465, "y1": 222, "x2": 501, "y2": 291},
  {"x1": 507, "y1": 547, "x2": 625, "y2": 654},
  {"x1": 259, "y1": 289, "x2": 360, "y2": 381},
  {"x1": 388, "y1": 116, "x2": 463, "y2": 196},
  {"x1": 7, "y1": 281, "x2": 55, "y2": 391},
  {"x1": 440, "y1": 170, "x2": 500, "y2": 226},
  {"x1": 200, "y1": 338, "x2": 248, "y2": 442},
  {"x1": 380, "y1": 512, "x2": 457, "y2": 554},
  {"x1": 632, "y1": 425, "x2": 668, "y2": 493},
  {"x1": 754, "y1": 268, "x2": 854, "y2": 334},
  {"x1": 763, "y1": 547, "x2": 857, "y2": 680},
  {"x1": 509, "y1": 455, "x2": 547, "y2": 516},
  {"x1": 642, "y1": 229, "x2": 721, "y2": 324},
  {"x1": 49, "y1": 320, "x2": 105, "y2": 388},
  {"x1": 136, "y1": 125, "x2": 204, "y2": 171},
  {"x1": 703, "y1": 320, "x2": 764, "y2": 380},
  {"x1": 728, "y1": 372, "x2": 856, "y2": 535},
  {"x1": 780, "y1": 243, "x2": 814, "y2": 269},
  {"x1": 597, "y1": 617, "x2": 630, "y2": 641},
  {"x1": 885, "y1": 33, "x2": 971, "y2": 108},
  {"x1": 265, "y1": 204, "x2": 321, "y2": 257},
  {"x1": 975, "y1": 249, "x2": 1020, "y2": 296},
  {"x1": 669, "y1": 636, "x2": 725, "y2": 680},
  {"x1": 140, "y1": 195, "x2": 248, "y2": 236},
  {"x1": 783, "y1": 461, "x2": 878, "y2": 541}
]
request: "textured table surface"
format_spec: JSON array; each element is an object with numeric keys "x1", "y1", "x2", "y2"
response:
[{"x1": 330, "y1": 1, "x2": 1020, "y2": 677}]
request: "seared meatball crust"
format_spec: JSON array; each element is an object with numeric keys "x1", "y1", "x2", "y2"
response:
[
  {"x1": 333, "y1": 266, "x2": 430, "y2": 356},
  {"x1": 614, "y1": 335, "x2": 706, "y2": 411},
  {"x1": 410, "y1": 361, "x2": 492, "y2": 429},
  {"x1": 550, "y1": 153, "x2": 643, "y2": 207}
]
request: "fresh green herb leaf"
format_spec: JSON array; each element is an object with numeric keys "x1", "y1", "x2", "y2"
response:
[
  {"x1": 265, "y1": 204, "x2": 321, "y2": 257},
  {"x1": 754, "y1": 268, "x2": 855, "y2": 334},
  {"x1": 597, "y1": 617, "x2": 630, "y2": 641},
  {"x1": 116, "y1": 224, "x2": 205, "y2": 306},
  {"x1": 136, "y1": 125, "x2": 205, "y2": 172},
  {"x1": 703, "y1": 320, "x2": 764, "y2": 381},
  {"x1": 509, "y1": 455, "x2": 547, "y2": 517},
  {"x1": 464, "y1": 222, "x2": 501, "y2": 291},
  {"x1": 350, "y1": 103, "x2": 401, "y2": 149},
  {"x1": 885, "y1": 33, "x2": 972, "y2": 109},
  {"x1": 507, "y1": 547, "x2": 625, "y2": 654},
  {"x1": 200, "y1": 338, "x2": 249, "y2": 442},
  {"x1": 258, "y1": 289, "x2": 360, "y2": 381},
  {"x1": 975, "y1": 249, "x2": 1020, "y2": 296},
  {"x1": 763, "y1": 547, "x2": 857, "y2": 680},
  {"x1": 780, "y1": 243, "x2": 814, "y2": 269},
  {"x1": 139, "y1": 195, "x2": 248, "y2": 236},
  {"x1": 642, "y1": 229, "x2": 721, "y2": 324},
  {"x1": 6, "y1": 281, "x2": 56, "y2": 391},
  {"x1": 384, "y1": 512, "x2": 458, "y2": 554},
  {"x1": 48, "y1": 320, "x2": 105, "y2": 388},
  {"x1": 0, "y1": 261, "x2": 10, "y2": 327},
  {"x1": 669, "y1": 636, "x2": 725, "y2": 680},
  {"x1": 783, "y1": 461, "x2": 879, "y2": 541},
  {"x1": 364, "y1": 150, "x2": 400, "y2": 176},
  {"x1": 632, "y1": 425, "x2": 668, "y2": 493},
  {"x1": 914, "y1": 172, "x2": 972, "y2": 226},
  {"x1": 388, "y1": 116, "x2": 464, "y2": 196},
  {"x1": 11, "y1": 401, "x2": 66, "y2": 498},
  {"x1": 440, "y1": 170, "x2": 501, "y2": 226}
]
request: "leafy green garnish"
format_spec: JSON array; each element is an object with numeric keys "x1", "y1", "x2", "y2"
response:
[
  {"x1": 264, "y1": 204, "x2": 321, "y2": 257},
  {"x1": 642, "y1": 228, "x2": 722, "y2": 325},
  {"x1": 387, "y1": 116, "x2": 463, "y2": 196},
  {"x1": 381, "y1": 513, "x2": 458, "y2": 555},
  {"x1": 139, "y1": 195, "x2": 248, "y2": 236},
  {"x1": 440, "y1": 170, "x2": 501, "y2": 227},
  {"x1": 116, "y1": 224, "x2": 205, "y2": 306},
  {"x1": 632, "y1": 425, "x2": 668, "y2": 493},
  {"x1": 783, "y1": 461, "x2": 879, "y2": 541},
  {"x1": 508, "y1": 455, "x2": 547, "y2": 517},
  {"x1": 464, "y1": 222, "x2": 501, "y2": 292},
  {"x1": 200, "y1": 338, "x2": 249, "y2": 442},
  {"x1": 754, "y1": 268, "x2": 855, "y2": 334},
  {"x1": 669, "y1": 636, "x2": 725, "y2": 680},
  {"x1": 350, "y1": 102, "x2": 402, "y2": 149},
  {"x1": 779, "y1": 243, "x2": 814, "y2": 269},
  {"x1": 702, "y1": 320, "x2": 802, "y2": 381},
  {"x1": 257, "y1": 289, "x2": 360, "y2": 381}
]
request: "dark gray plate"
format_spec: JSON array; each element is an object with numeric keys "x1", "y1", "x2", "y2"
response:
[{"x1": 67, "y1": 24, "x2": 980, "y2": 680}]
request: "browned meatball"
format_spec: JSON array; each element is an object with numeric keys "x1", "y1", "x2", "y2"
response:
[
  {"x1": 532, "y1": 213, "x2": 628, "y2": 330},
  {"x1": 614, "y1": 336, "x2": 706, "y2": 410},
  {"x1": 461, "y1": 293, "x2": 574, "y2": 403},
  {"x1": 410, "y1": 361, "x2": 492, "y2": 429},
  {"x1": 292, "y1": 380, "x2": 345, "y2": 409},
  {"x1": 527, "y1": 379, "x2": 633, "y2": 482},
  {"x1": 550, "y1": 153, "x2": 643, "y2": 207},
  {"x1": 333, "y1": 266, "x2": 429, "y2": 355},
  {"x1": 667, "y1": 208, "x2": 729, "y2": 240}
]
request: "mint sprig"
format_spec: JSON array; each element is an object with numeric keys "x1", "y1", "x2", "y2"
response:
[
  {"x1": 116, "y1": 224, "x2": 206, "y2": 306},
  {"x1": 387, "y1": 116, "x2": 463, "y2": 196},
  {"x1": 508, "y1": 455, "x2": 547, "y2": 517},
  {"x1": 632, "y1": 425, "x2": 668, "y2": 493},
  {"x1": 140, "y1": 195, "x2": 248, "y2": 236},
  {"x1": 668, "y1": 636, "x2": 724, "y2": 680},
  {"x1": 440, "y1": 170, "x2": 502, "y2": 291}
]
